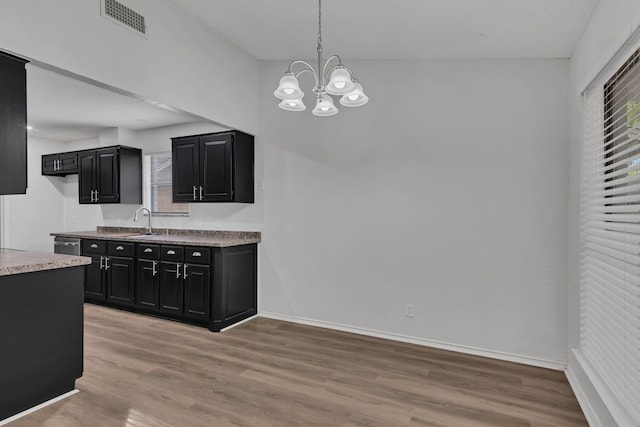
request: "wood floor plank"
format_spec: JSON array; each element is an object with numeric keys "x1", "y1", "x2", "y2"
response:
[{"x1": 8, "y1": 305, "x2": 588, "y2": 426}]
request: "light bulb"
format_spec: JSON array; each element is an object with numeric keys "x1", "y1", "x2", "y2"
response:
[
  {"x1": 348, "y1": 94, "x2": 358, "y2": 101},
  {"x1": 334, "y1": 82, "x2": 346, "y2": 89},
  {"x1": 284, "y1": 88, "x2": 294, "y2": 95}
]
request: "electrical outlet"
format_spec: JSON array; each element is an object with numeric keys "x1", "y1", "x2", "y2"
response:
[{"x1": 406, "y1": 304, "x2": 414, "y2": 318}]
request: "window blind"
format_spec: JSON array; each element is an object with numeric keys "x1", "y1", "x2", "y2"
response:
[
  {"x1": 148, "y1": 152, "x2": 188, "y2": 215},
  {"x1": 581, "y1": 48, "x2": 640, "y2": 425}
]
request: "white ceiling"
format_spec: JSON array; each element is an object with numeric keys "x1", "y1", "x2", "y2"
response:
[
  {"x1": 169, "y1": 0, "x2": 600, "y2": 60},
  {"x1": 27, "y1": 65, "x2": 198, "y2": 142},
  {"x1": 26, "y1": 1, "x2": 600, "y2": 142}
]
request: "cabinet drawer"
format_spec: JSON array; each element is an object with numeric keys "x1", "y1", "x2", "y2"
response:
[
  {"x1": 137, "y1": 243, "x2": 160, "y2": 260},
  {"x1": 82, "y1": 239, "x2": 106, "y2": 255},
  {"x1": 107, "y1": 242, "x2": 134, "y2": 257},
  {"x1": 161, "y1": 245, "x2": 184, "y2": 262},
  {"x1": 185, "y1": 247, "x2": 211, "y2": 264}
]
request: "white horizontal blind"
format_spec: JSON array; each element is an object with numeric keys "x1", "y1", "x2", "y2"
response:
[
  {"x1": 581, "y1": 48, "x2": 640, "y2": 425},
  {"x1": 149, "y1": 152, "x2": 189, "y2": 215}
]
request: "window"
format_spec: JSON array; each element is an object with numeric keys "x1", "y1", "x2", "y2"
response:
[
  {"x1": 581, "y1": 48, "x2": 640, "y2": 425},
  {"x1": 143, "y1": 152, "x2": 189, "y2": 216}
]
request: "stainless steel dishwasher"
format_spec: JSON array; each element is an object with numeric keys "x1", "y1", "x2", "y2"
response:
[{"x1": 53, "y1": 237, "x2": 81, "y2": 255}]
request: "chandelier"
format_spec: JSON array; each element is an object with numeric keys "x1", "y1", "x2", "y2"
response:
[{"x1": 273, "y1": 0, "x2": 369, "y2": 116}]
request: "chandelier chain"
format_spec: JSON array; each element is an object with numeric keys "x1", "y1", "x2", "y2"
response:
[{"x1": 318, "y1": 0, "x2": 322, "y2": 47}]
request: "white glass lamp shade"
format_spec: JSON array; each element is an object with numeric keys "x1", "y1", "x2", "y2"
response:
[
  {"x1": 339, "y1": 82, "x2": 369, "y2": 107},
  {"x1": 312, "y1": 95, "x2": 338, "y2": 116},
  {"x1": 279, "y1": 98, "x2": 306, "y2": 111},
  {"x1": 326, "y1": 67, "x2": 355, "y2": 95},
  {"x1": 274, "y1": 74, "x2": 304, "y2": 100}
]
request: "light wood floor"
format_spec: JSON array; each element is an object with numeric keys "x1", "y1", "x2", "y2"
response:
[{"x1": 10, "y1": 304, "x2": 587, "y2": 427}]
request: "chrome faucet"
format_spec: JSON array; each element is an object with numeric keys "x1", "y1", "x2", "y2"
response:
[{"x1": 134, "y1": 207, "x2": 153, "y2": 235}]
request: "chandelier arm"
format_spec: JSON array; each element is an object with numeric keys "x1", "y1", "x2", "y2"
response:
[
  {"x1": 287, "y1": 60, "x2": 319, "y2": 88},
  {"x1": 321, "y1": 55, "x2": 342, "y2": 77}
]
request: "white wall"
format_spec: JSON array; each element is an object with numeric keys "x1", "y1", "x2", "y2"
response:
[
  {"x1": 258, "y1": 59, "x2": 570, "y2": 367},
  {"x1": 567, "y1": 1, "x2": 640, "y2": 426},
  {"x1": 2, "y1": 137, "x2": 67, "y2": 252},
  {"x1": 0, "y1": 0, "x2": 258, "y2": 133}
]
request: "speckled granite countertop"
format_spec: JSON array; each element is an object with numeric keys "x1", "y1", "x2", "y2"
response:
[
  {"x1": 0, "y1": 250, "x2": 91, "y2": 276},
  {"x1": 51, "y1": 226, "x2": 261, "y2": 248}
]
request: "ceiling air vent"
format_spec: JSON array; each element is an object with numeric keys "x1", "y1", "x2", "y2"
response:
[{"x1": 101, "y1": 0, "x2": 147, "y2": 37}]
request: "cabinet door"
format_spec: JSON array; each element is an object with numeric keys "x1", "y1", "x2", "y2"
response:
[
  {"x1": 42, "y1": 154, "x2": 57, "y2": 174},
  {"x1": 84, "y1": 254, "x2": 105, "y2": 300},
  {"x1": 137, "y1": 259, "x2": 159, "y2": 309},
  {"x1": 106, "y1": 256, "x2": 134, "y2": 305},
  {"x1": 159, "y1": 262, "x2": 184, "y2": 314},
  {"x1": 96, "y1": 148, "x2": 119, "y2": 203},
  {"x1": 60, "y1": 152, "x2": 78, "y2": 173},
  {"x1": 200, "y1": 133, "x2": 233, "y2": 202},
  {"x1": 78, "y1": 150, "x2": 96, "y2": 204},
  {"x1": 184, "y1": 263, "x2": 210, "y2": 320},
  {"x1": 0, "y1": 53, "x2": 27, "y2": 195},
  {"x1": 172, "y1": 137, "x2": 200, "y2": 202}
]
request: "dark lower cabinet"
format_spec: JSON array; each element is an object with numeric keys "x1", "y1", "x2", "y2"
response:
[
  {"x1": 159, "y1": 261, "x2": 184, "y2": 314},
  {"x1": 81, "y1": 238, "x2": 257, "y2": 332},
  {"x1": 106, "y1": 256, "x2": 134, "y2": 306},
  {"x1": 136, "y1": 259, "x2": 159, "y2": 310},
  {"x1": 184, "y1": 263, "x2": 210, "y2": 320},
  {"x1": 82, "y1": 240, "x2": 135, "y2": 307},
  {"x1": 211, "y1": 244, "x2": 257, "y2": 331},
  {"x1": 84, "y1": 254, "x2": 106, "y2": 300}
]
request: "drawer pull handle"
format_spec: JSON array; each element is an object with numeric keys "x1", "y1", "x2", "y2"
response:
[
  {"x1": 90, "y1": 243, "x2": 98, "y2": 248},
  {"x1": 144, "y1": 248, "x2": 153, "y2": 253},
  {"x1": 116, "y1": 246, "x2": 124, "y2": 251},
  {"x1": 167, "y1": 250, "x2": 176, "y2": 255},
  {"x1": 192, "y1": 251, "x2": 202, "y2": 257}
]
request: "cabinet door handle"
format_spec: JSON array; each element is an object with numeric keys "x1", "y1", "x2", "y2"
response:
[
  {"x1": 91, "y1": 243, "x2": 98, "y2": 248},
  {"x1": 192, "y1": 251, "x2": 201, "y2": 257},
  {"x1": 166, "y1": 250, "x2": 176, "y2": 255},
  {"x1": 176, "y1": 263, "x2": 181, "y2": 278},
  {"x1": 183, "y1": 264, "x2": 188, "y2": 278},
  {"x1": 100, "y1": 256, "x2": 104, "y2": 270},
  {"x1": 95, "y1": 190, "x2": 99, "y2": 202},
  {"x1": 90, "y1": 190, "x2": 93, "y2": 202},
  {"x1": 199, "y1": 186, "x2": 203, "y2": 201},
  {"x1": 116, "y1": 246, "x2": 124, "y2": 251},
  {"x1": 193, "y1": 186, "x2": 197, "y2": 200},
  {"x1": 104, "y1": 257, "x2": 110, "y2": 270},
  {"x1": 144, "y1": 248, "x2": 153, "y2": 253},
  {"x1": 152, "y1": 261, "x2": 157, "y2": 276}
]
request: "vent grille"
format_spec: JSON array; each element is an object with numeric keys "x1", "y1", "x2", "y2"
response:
[{"x1": 103, "y1": 0, "x2": 146, "y2": 35}]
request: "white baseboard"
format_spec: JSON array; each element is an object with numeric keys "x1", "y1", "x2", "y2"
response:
[
  {"x1": 259, "y1": 312, "x2": 567, "y2": 371},
  {"x1": 566, "y1": 355, "x2": 601, "y2": 427},
  {"x1": 566, "y1": 349, "x2": 637, "y2": 427},
  {"x1": 0, "y1": 389, "x2": 79, "y2": 426},
  {"x1": 220, "y1": 314, "x2": 258, "y2": 332}
]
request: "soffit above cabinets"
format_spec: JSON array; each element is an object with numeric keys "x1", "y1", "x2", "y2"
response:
[
  {"x1": 169, "y1": 0, "x2": 600, "y2": 60},
  {"x1": 26, "y1": 64, "x2": 199, "y2": 142}
]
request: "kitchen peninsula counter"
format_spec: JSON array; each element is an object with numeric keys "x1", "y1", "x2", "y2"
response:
[
  {"x1": 0, "y1": 249, "x2": 89, "y2": 422},
  {"x1": 51, "y1": 226, "x2": 261, "y2": 247},
  {"x1": 0, "y1": 248, "x2": 90, "y2": 276}
]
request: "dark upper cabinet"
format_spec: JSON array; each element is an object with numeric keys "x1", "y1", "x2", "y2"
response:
[
  {"x1": 172, "y1": 136, "x2": 200, "y2": 202},
  {"x1": 172, "y1": 131, "x2": 254, "y2": 203},
  {"x1": 0, "y1": 52, "x2": 28, "y2": 195},
  {"x1": 78, "y1": 146, "x2": 142, "y2": 204},
  {"x1": 42, "y1": 152, "x2": 78, "y2": 176}
]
